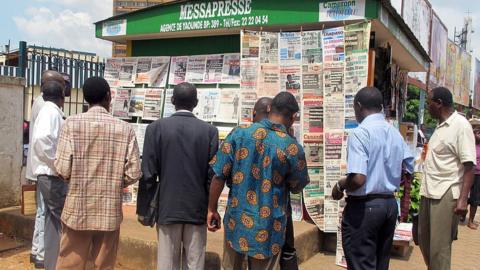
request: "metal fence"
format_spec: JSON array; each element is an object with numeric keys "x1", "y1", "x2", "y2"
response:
[{"x1": 1, "y1": 42, "x2": 105, "y2": 118}]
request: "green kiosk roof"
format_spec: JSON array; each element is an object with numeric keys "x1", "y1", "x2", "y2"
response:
[{"x1": 95, "y1": 0, "x2": 430, "y2": 71}]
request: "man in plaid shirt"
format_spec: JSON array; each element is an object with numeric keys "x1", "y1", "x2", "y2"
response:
[{"x1": 54, "y1": 77, "x2": 142, "y2": 269}]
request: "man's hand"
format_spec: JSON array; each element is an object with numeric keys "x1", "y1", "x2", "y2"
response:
[
  {"x1": 454, "y1": 198, "x2": 468, "y2": 217},
  {"x1": 332, "y1": 180, "x2": 345, "y2": 201},
  {"x1": 207, "y1": 210, "x2": 221, "y2": 232}
]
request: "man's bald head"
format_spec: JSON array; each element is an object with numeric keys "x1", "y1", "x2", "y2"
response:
[
  {"x1": 41, "y1": 70, "x2": 66, "y2": 89},
  {"x1": 253, "y1": 97, "x2": 273, "y2": 123}
]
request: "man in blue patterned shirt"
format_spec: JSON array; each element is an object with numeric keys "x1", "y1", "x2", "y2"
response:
[{"x1": 208, "y1": 92, "x2": 310, "y2": 270}]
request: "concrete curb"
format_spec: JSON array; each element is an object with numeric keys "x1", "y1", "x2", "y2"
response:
[{"x1": 0, "y1": 207, "x2": 326, "y2": 269}]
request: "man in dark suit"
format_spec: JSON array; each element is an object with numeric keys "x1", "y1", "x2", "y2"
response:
[{"x1": 138, "y1": 82, "x2": 219, "y2": 270}]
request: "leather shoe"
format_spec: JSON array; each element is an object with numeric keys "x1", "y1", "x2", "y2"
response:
[
  {"x1": 34, "y1": 259, "x2": 45, "y2": 269},
  {"x1": 30, "y1": 254, "x2": 36, "y2": 263}
]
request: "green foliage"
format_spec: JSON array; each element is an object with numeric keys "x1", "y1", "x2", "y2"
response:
[
  {"x1": 398, "y1": 173, "x2": 422, "y2": 222},
  {"x1": 403, "y1": 84, "x2": 437, "y2": 129}
]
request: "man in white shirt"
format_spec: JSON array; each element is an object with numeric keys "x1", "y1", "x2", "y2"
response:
[
  {"x1": 31, "y1": 80, "x2": 66, "y2": 270},
  {"x1": 27, "y1": 70, "x2": 66, "y2": 268},
  {"x1": 419, "y1": 87, "x2": 476, "y2": 270}
]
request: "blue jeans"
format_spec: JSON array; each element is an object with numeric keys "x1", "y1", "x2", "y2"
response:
[{"x1": 31, "y1": 181, "x2": 45, "y2": 261}]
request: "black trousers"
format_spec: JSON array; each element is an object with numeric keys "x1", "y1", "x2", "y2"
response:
[
  {"x1": 37, "y1": 175, "x2": 68, "y2": 270},
  {"x1": 342, "y1": 197, "x2": 398, "y2": 270},
  {"x1": 280, "y1": 195, "x2": 298, "y2": 270}
]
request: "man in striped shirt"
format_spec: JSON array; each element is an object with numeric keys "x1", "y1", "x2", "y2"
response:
[{"x1": 55, "y1": 77, "x2": 142, "y2": 269}]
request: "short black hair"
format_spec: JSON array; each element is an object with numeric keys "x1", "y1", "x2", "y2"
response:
[
  {"x1": 271, "y1": 92, "x2": 299, "y2": 118},
  {"x1": 173, "y1": 82, "x2": 197, "y2": 109},
  {"x1": 431, "y1": 87, "x2": 453, "y2": 107},
  {"x1": 83, "y1": 77, "x2": 110, "y2": 105},
  {"x1": 42, "y1": 80, "x2": 64, "y2": 102},
  {"x1": 354, "y1": 87, "x2": 383, "y2": 111},
  {"x1": 254, "y1": 97, "x2": 273, "y2": 114}
]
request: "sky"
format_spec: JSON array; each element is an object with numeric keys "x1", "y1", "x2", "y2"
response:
[{"x1": 0, "y1": 0, "x2": 478, "y2": 59}]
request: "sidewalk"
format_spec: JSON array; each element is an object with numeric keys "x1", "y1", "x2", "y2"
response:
[{"x1": 300, "y1": 220, "x2": 480, "y2": 270}]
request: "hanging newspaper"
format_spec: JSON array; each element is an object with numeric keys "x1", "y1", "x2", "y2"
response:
[
  {"x1": 344, "y1": 95, "x2": 357, "y2": 129},
  {"x1": 241, "y1": 31, "x2": 260, "y2": 59},
  {"x1": 344, "y1": 22, "x2": 371, "y2": 96},
  {"x1": 204, "y1": 54, "x2": 224, "y2": 83},
  {"x1": 279, "y1": 32, "x2": 302, "y2": 65},
  {"x1": 303, "y1": 98, "x2": 323, "y2": 134},
  {"x1": 303, "y1": 167, "x2": 325, "y2": 227},
  {"x1": 290, "y1": 192, "x2": 303, "y2": 222},
  {"x1": 112, "y1": 88, "x2": 131, "y2": 119},
  {"x1": 336, "y1": 199, "x2": 348, "y2": 268},
  {"x1": 109, "y1": 88, "x2": 117, "y2": 114},
  {"x1": 260, "y1": 32, "x2": 279, "y2": 64},
  {"x1": 257, "y1": 64, "x2": 280, "y2": 97},
  {"x1": 322, "y1": 27, "x2": 345, "y2": 65},
  {"x1": 162, "y1": 89, "x2": 175, "y2": 118},
  {"x1": 240, "y1": 59, "x2": 259, "y2": 91},
  {"x1": 135, "y1": 57, "x2": 153, "y2": 84},
  {"x1": 119, "y1": 59, "x2": 136, "y2": 87},
  {"x1": 324, "y1": 67, "x2": 344, "y2": 97},
  {"x1": 194, "y1": 88, "x2": 220, "y2": 121},
  {"x1": 221, "y1": 54, "x2": 241, "y2": 84},
  {"x1": 302, "y1": 31, "x2": 323, "y2": 65},
  {"x1": 281, "y1": 66, "x2": 302, "y2": 94},
  {"x1": 303, "y1": 64, "x2": 323, "y2": 98},
  {"x1": 304, "y1": 196, "x2": 324, "y2": 229},
  {"x1": 324, "y1": 98, "x2": 345, "y2": 130},
  {"x1": 169, "y1": 56, "x2": 188, "y2": 85},
  {"x1": 325, "y1": 132, "x2": 343, "y2": 160},
  {"x1": 240, "y1": 91, "x2": 258, "y2": 124},
  {"x1": 131, "y1": 123, "x2": 148, "y2": 155},
  {"x1": 185, "y1": 55, "x2": 207, "y2": 83},
  {"x1": 304, "y1": 142, "x2": 323, "y2": 167},
  {"x1": 143, "y1": 88, "x2": 164, "y2": 121},
  {"x1": 105, "y1": 58, "x2": 122, "y2": 87},
  {"x1": 149, "y1": 57, "x2": 170, "y2": 88},
  {"x1": 324, "y1": 197, "x2": 339, "y2": 232},
  {"x1": 304, "y1": 167, "x2": 324, "y2": 198},
  {"x1": 217, "y1": 89, "x2": 241, "y2": 123},
  {"x1": 128, "y1": 88, "x2": 146, "y2": 117}
]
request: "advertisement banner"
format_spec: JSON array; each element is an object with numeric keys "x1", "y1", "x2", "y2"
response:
[
  {"x1": 474, "y1": 58, "x2": 480, "y2": 109},
  {"x1": 319, "y1": 0, "x2": 366, "y2": 22},
  {"x1": 446, "y1": 40, "x2": 458, "y2": 101},
  {"x1": 429, "y1": 13, "x2": 448, "y2": 90},
  {"x1": 402, "y1": 0, "x2": 431, "y2": 51}
]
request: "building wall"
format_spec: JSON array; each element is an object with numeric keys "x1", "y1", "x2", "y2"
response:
[
  {"x1": 112, "y1": 0, "x2": 175, "y2": 57},
  {"x1": 0, "y1": 76, "x2": 25, "y2": 208}
]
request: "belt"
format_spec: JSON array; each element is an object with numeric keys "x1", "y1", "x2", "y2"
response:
[{"x1": 346, "y1": 193, "x2": 395, "y2": 202}]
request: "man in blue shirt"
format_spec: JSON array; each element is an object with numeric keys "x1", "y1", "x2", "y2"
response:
[
  {"x1": 332, "y1": 87, "x2": 414, "y2": 270},
  {"x1": 208, "y1": 92, "x2": 310, "y2": 270}
]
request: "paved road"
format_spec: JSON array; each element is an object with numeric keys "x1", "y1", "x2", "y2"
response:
[
  {"x1": 1, "y1": 221, "x2": 479, "y2": 269},
  {"x1": 300, "y1": 221, "x2": 480, "y2": 270}
]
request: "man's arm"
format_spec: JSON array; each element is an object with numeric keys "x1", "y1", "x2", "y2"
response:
[
  {"x1": 207, "y1": 127, "x2": 220, "y2": 188},
  {"x1": 140, "y1": 124, "x2": 158, "y2": 185},
  {"x1": 454, "y1": 123, "x2": 477, "y2": 215},
  {"x1": 285, "y1": 143, "x2": 310, "y2": 194},
  {"x1": 207, "y1": 176, "x2": 225, "y2": 232},
  {"x1": 32, "y1": 117, "x2": 57, "y2": 171},
  {"x1": 333, "y1": 130, "x2": 368, "y2": 200},
  {"x1": 124, "y1": 127, "x2": 142, "y2": 187},
  {"x1": 54, "y1": 121, "x2": 73, "y2": 181},
  {"x1": 456, "y1": 162, "x2": 474, "y2": 216}
]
